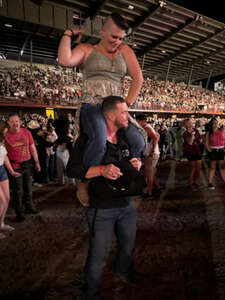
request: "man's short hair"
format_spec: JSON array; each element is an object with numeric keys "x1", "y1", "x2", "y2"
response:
[
  {"x1": 8, "y1": 113, "x2": 20, "y2": 120},
  {"x1": 109, "y1": 12, "x2": 129, "y2": 32},
  {"x1": 102, "y1": 96, "x2": 125, "y2": 117},
  {"x1": 136, "y1": 114, "x2": 147, "y2": 121}
]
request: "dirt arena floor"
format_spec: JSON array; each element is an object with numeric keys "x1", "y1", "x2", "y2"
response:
[{"x1": 1, "y1": 158, "x2": 225, "y2": 300}]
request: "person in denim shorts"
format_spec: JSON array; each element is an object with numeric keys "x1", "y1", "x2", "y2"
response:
[{"x1": 0, "y1": 121, "x2": 21, "y2": 239}]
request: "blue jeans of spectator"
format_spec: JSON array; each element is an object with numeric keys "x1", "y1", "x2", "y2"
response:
[
  {"x1": 83, "y1": 200, "x2": 137, "y2": 300},
  {"x1": 80, "y1": 103, "x2": 145, "y2": 168},
  {"x1": 46, "y1": 154, "x2": 56, "y2": 180}
]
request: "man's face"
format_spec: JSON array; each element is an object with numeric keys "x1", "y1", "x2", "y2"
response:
[
  {"x1": 102, "y1": 22, "x2": 126, "y2": 53},
  {"x1": 113, "y1": 103, "x2": 129, "y2": 129},
  {"x1": 8, "y1": 115, "x2": 21, "y2": 133},
  {"x1": 185, "y1": 120, "x2": 193, "y2": 129}
]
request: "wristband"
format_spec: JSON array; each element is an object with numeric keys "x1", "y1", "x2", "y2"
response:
[
  {"x1": 126, "y1": 99, "x2": 131, "y2": 105},
  {"x1": 68, "y1": 28, "x2": 74, "y2": 36},
  {"x1": 35, "y1": 161, "x2": 39, "y2": 164},
  {"x1": 99, "y1": 165, "x2": 104, "y2": 176},
  {"x1": 63, "y1": 34, "x2": 72, "y2": 38}
]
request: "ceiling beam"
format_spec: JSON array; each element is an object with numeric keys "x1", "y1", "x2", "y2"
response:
[
  {"x1": 19, "y1": 33, "x2": 32, "y2": 57},
  {"x1": 131, "y1": 3, "x2": 160, "y2": 31},
  {"x1": 87, "y1": 0, "x2": 109, "y2": 20},
  {"x1": 168, "y1": 43, "x2": 225, "y2": 77},
  {"x1": 46, "y1": 0, "x2": 89, "y2": 12},
  {"x1": 136, "y1": 16, "x2": 195, "y2": 58},
  {"x1": 145, "y1": 25, "x2": 225, "y2": 71}
]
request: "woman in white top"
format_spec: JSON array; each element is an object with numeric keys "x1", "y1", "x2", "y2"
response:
[{"x1": 0, "y1": 121, "x2": 21, "y2": 239}]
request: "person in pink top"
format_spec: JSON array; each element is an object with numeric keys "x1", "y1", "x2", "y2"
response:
[
  {"x1": 205, "y1": 117, "x2": 225, "y2": 190},
  {"x1": 0, "y1": 121, "x2": 21, "y2": 239},
  {"x1": 5, "y1": 113, "x2": 41, "y2": 221}
]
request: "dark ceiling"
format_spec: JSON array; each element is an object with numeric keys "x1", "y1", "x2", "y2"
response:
[{"x1": 1, "y1": 0, "x2": 225, "y2": 86}]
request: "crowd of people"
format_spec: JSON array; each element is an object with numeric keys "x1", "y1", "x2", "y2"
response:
[
  {"x1": 0, "y1": 63, "x2": 82, "y2": 106},
  {"x1": 0, "y1": 111, "x2": 76, "y2": 226},
  {"x1": 1, "y1": 63, "x2": 225, "y2": 114},
  {"x1": 128, "y1": 78, "x2": 225, "y2": 113},
  {"x1": 0, "y1": 110, "x2": 224, "y2": 215}
]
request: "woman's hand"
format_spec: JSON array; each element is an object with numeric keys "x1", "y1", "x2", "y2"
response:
[
  {"x1": 11, "y1": 171, "x2": 21, "y2": 177},
  {"x1": 64, "y1": 28, "x2": 84, "y2": 43}
]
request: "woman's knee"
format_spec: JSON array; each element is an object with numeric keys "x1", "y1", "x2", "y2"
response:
[
  {"x1": 0, "y1": 196, "x2": 8, "y2": 208},
  {"x1": 125, "y1": 126, "x2": 145, "y2": 155}
]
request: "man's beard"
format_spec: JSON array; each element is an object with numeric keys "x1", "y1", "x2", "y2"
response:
[{"x1": 114, "y1": 119, "x2": 128, "y2": 129}]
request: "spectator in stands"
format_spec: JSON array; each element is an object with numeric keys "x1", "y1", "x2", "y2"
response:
[
  {"x1": 0, "y1": 121, "x2": 21, "y2": 238},
  {"x1": 5, "y1": 113, "x2": 40, "y2": 221},
  {"x1": 58, "y1": 12, "x2": 145, "y2": 172},
  {"x1": 183, "y1": 118, "x2": 202, "y2": 191},
  {"x1": 136, "y1": 114, "x2": 161, "y2": 199},
  {"x1": 2, "y1": 61, "x2": 225, "y2": 115},
  {"x1": 205, "y1": 117, "x2": 225, "y2": 190}
]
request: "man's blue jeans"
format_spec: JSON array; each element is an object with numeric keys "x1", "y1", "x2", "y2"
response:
[
  {"x1": 84, "y1": 200, "x2": 137, "y2": 300},
  {"x1": 80, "y1": 103, "x2": 145, "y2": 168}
]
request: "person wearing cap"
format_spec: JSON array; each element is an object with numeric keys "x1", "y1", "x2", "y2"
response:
[{"x1": 67, "y1": 96, "x2": 143, "y2": 300}]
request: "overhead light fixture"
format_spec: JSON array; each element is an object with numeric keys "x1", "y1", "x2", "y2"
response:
[
  {"x1": 159, "y1": 0, "x2": 166, "y2": 8},
  {"x1": 20, "y1": 49, "x2": 24, "y2": 56},
  {"x1": 4, "y1": 23, "x2": 13, "y2": 28},
  {"x1": 161, "y1": 50, "x2": 166, "y2": 53},
  {"x1": 128, "y1": 5, "x2": 134, "y2": 10}
]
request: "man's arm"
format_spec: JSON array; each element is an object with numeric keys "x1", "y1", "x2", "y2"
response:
[
  {"x1": 4, "y1": 155, "x2": 21, "y2": 177},
  {"x1": 205, "y1": 132, "x2": 211, "y2": 152},
  {"x1": 85, "y1": 164, "x2": 123, "y2": 180}
]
